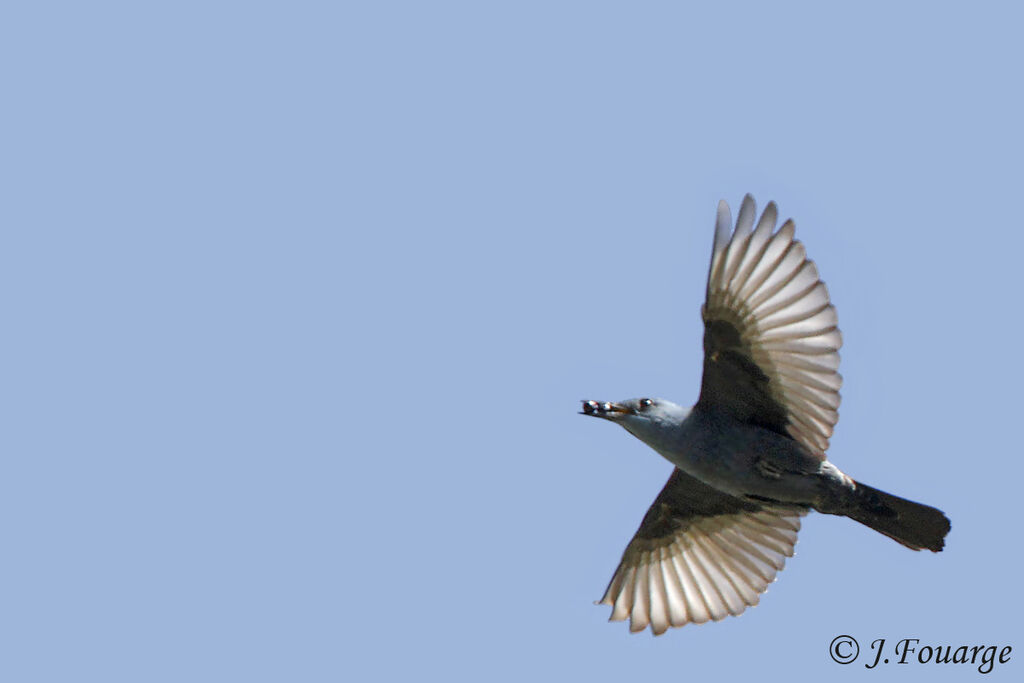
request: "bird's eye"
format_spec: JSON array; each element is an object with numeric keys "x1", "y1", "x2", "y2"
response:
[{"x1": 639, "y1": 398, "x2": 653, "y2": 409}]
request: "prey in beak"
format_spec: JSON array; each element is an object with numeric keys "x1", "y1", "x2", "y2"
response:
[{"x1": 581, "y1": 400, "x2": 636, "y2": 418}]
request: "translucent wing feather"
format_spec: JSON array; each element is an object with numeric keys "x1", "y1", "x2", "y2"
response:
[
  {"x1": 599, "y1": 469, "x2": 804, "y2": 635},
  {"x1": 698, "y1": 195, "x2": 842, "y2": 455}
]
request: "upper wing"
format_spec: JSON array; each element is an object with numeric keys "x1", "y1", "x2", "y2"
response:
[
  {"x1": 696, "y1": 195, "x2": 842, "y2": 455},
  {"x1": 599, "y1": 468, "x2": 805, "y2": 635}
]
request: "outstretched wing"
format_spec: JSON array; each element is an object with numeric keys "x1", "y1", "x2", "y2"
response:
[
  {"x1": 697, "y1": 194, "x2": 842, "y2": 455},
  {"x1": 599, "y1": 468, "x2": 804, "y2": 635}
]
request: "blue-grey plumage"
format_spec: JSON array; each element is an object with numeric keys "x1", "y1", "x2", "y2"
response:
[{"x1": 582, "y1": 196, "x2": 950, "y2": 635}]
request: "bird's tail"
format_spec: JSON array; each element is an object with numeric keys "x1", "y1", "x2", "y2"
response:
[{"x1": 843, "y1": 480, "x2": 951, "y2": 552}]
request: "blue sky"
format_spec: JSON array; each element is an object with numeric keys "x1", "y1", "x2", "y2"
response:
[{"x1": 4, "y1": 2, "x2": 1022, "y2": 681}]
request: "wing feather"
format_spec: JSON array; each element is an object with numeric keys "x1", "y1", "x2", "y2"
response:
[
  {"x1": 598, "y1": 469, "x2": 805, "y2": 634},
  {"x1": 698, "y1": 196, "x2": 842, "y2": 454}
]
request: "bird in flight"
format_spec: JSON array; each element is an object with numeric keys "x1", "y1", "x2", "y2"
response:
[{"x1": 582, "y1": 195, "x2": 950, "y2": 635}]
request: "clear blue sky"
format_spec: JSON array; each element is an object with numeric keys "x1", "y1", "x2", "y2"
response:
[{"x1": 4, "y1": 2, "x2": 1022, "y2": 681}]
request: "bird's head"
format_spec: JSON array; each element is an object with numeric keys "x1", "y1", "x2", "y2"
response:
[{"x1": 580, "y1": 397, "x2": 690, "y2": 449}]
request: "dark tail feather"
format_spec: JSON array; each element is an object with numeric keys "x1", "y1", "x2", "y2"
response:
[{"x1": 845, "y1": 480, "x2": 951, "y2": 552}]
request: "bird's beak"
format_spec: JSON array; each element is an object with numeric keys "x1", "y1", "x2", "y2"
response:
[{"x1": 580, "y1": 400, "x2": 635, "y2": 418}]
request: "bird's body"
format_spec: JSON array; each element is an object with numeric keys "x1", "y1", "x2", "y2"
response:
[
  {"x1": 582, "y1": 196, "x2": 950, "y2": 635},
  {"x1": 614, "y1": 403, "x2": 831, "y2": 504}
]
